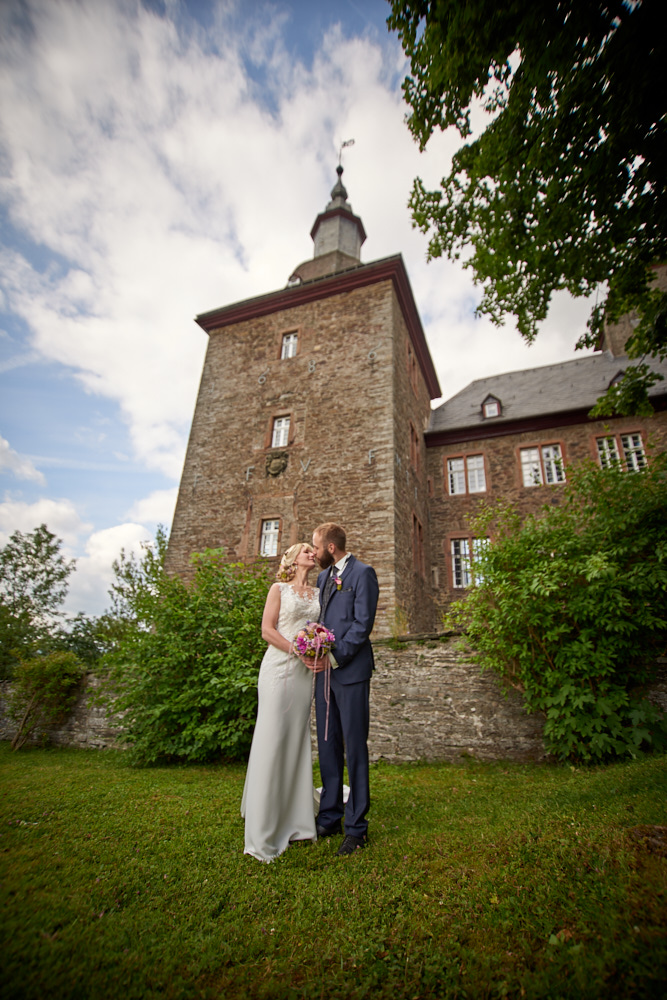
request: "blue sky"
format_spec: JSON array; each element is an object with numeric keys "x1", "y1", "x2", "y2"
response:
[{"x1": 0, "y1": 0, "x2": 593, "y2": 616}]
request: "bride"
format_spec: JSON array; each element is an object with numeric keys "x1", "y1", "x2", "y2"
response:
[{"x1": 241, "y1": 542, "x2": 325, "y2": 861}]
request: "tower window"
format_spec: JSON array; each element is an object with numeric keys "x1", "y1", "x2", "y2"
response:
[
  {"x1": 412, "y1": 514, "x2": 424, "y2": 576},
  {"x1": 271, "y1": 416, "x2": 290, "y2": 448},
  {"x1": 407, "y1": 341, "x2": 419, "y2": 394},
  {"x1": 281, "y1": 332, "x2": 298, "y2": 359},
  {"x1": 409, "y1": 422, "x2": 421, "y2": 473},
  {"x1": 259, "y1": 519, "x2": 280, "y2": 557}
]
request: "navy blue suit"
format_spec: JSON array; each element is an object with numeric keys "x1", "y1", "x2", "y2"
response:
[{"x1": 315, "y1": 555, "x2": 379, "y2": 838}]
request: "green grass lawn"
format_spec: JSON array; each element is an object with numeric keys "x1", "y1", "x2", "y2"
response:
[{"x1": 1, "y1": 743, "x2": 666, "y2": 999}]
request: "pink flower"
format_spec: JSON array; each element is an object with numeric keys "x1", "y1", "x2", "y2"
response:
[{"x1": 293, "y1": 621, "x2": 335, "y2": 658}]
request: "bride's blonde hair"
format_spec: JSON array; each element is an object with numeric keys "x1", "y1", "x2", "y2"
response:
[{"x1": 276, "y1": 542, "x2": 309, "y2": 582}]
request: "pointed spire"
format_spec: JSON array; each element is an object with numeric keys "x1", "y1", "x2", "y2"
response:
[
  {"x1": 311, "y1": 165, "x2": 366, "y2": 262},
  {"x1": 288, "y1": 165, "x2": 367, "y2": 285},
  {"x1": 327, "y1": 165, "x2": 348, "y2": 208}
]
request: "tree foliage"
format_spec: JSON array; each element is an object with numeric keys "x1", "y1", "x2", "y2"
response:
[
  {"x1": 104, "y1": 532, "x2": 273, "y2": 765},
  {"x1": 0, "y1": 524, "x2": 76, "y2": 677},
  {"x1": 8, "y1": 650, "x2": 85, "y2": 751},
  {"x1": 444, "y1": 458, "x2": 667, "y2": 762},
  {"x1": 388, "y1": 0, "x2": 667, "y2": 413}
]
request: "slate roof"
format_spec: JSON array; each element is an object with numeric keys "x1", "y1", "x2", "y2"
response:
[{"x1": 427, "y1": 351, "x2": 667, "y2": 435}]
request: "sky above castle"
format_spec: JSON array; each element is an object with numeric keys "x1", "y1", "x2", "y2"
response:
[{"x1": 0, "y1": 0, "x2": 594, "y2": 616}]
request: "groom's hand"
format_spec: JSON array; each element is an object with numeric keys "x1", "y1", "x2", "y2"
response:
[{"x1": 301, "y1": 654, "x2": 329, "y2": 673}]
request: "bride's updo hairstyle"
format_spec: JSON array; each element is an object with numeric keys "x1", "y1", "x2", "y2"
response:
[{"x1": 276, "y1": 542, "x2": 306, "y2": 582}]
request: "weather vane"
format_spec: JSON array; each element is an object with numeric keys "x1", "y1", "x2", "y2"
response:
[{"x1": 338, "y1": 138, "x2": 355, "y2": 165}]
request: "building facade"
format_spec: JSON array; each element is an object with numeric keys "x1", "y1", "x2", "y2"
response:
[
  {"x1": 167, "y1": 171, "x2": 667, "y2": 635},
  {"x1": 425, "y1": 349, "x2": 667, "y2": 619}
]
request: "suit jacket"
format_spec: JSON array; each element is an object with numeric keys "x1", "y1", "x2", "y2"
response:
[{"x1": 318, "y1": 555, "x2": 379, "y2": 685}]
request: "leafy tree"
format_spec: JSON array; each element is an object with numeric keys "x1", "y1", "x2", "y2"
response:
[
  {"x1": 108, "y1": 524, "x2": 169, "y2": 628},
  {"x1": 104, "y1": 533, "x2": 273, "y2": 765},
  {"x1": 50, "y1": 613, "x2": 115, "y2": 669},
  {"x1": 0, "y1": 524, "x2": 75, "y2": 677},
  {"x1": 388, "y1": 0, "x2": 667, "y2": 414},
  {"x1": 8, "y1": 650, "x2": 85, "y2": 751},
  {"x1": 445, "y1": 457, "x2": 667, "y2": 762}
]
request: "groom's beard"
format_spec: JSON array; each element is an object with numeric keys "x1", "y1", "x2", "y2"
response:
[{"x1": 317, "y1": 551, "x2": 334, "y2": 569}]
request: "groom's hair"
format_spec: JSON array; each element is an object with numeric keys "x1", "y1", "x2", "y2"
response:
[{"x1": 315, "y1": 522, "x2": 346, "y2": 552}]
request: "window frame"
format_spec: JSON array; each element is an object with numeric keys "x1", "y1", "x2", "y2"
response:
[
  {"x1": 276, "y1": 327, "x2": 301, "y2": 360},
  {"x1": 280, "y1": 331, "x2": 298, "y2": 359},
  {"x1": 406, "y1": 340, "x2": 419, "y2": 395},
  {"x1": 481, "y1": 395, "x2": 502, "y2": 419},
  {"x1": 595, "y1": 431, "x2": 647, "y2": 472},
  {"x1": 409, "y1": 421, "x2": 421, "y2": 474},
  {"x1": 447, "y1": 535, "x2": 488, "y2": 589},
  {"x1": 519, "y1": 442, "x2": 566, "y2": 488},
  {"x1": 412, "y1": 513, "x2": 425, "y2": 577},
  {"x1": 621, "y1": 432, "x2": 647, "y2": 471},
  {"x1": 258, "y1": 518, "x2": 281, "y2": 558},
  {"x1": 445, "y1": 453, "x2": 488, "y2": 496},
  {"x1": 268, "y1": 413, "x2": 292, "y2": 449}
]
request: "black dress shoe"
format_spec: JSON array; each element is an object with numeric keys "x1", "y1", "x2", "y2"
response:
[
  {"x1": 336, "y1": 834, "x2": 369, "y2": 855},
  {"x1": 316, "y1": 821, "x2": 342, "y2": 838}
]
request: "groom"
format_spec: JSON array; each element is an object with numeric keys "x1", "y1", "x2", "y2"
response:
[{"x1": 311, "y1": 522, "x2": 379, "y2": 856}]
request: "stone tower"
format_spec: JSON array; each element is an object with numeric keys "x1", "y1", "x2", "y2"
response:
[{"x1": 166, "y1": 168, "x2": 441, "y2": 634}]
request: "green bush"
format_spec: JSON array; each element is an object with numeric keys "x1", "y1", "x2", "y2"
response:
[
  {"x1": 8, "y1": 651, "x2": 85, "y2": 750},
  {"x1": 105, "y1": 535, "x2": 272, "y2": 765},
  {"x1": 445, "y1": 458, "x2": 667, "y2": 762}
]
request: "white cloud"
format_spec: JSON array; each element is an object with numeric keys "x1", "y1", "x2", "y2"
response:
[
  {"x1": 0, "y1": 495, "x2": 90, "y2": 548},
  {"x1": 126, "y1": 486, "x2": 178, "y2": 525},
  {"x1": 0, "y1": 0, "x2": 602, "y2": 618},
  {"x1": 0, "y1": 435, "x2": 46, "y2": 485},
  {"x1": 65, "y1": 522, "x2": 154, "y2": 617},
  {"x1": 0, "y1": 1, "x2": 595, "y2": 461},
  {"x1": 0, "y1": 494, "x2": 155, "y2": 617}
]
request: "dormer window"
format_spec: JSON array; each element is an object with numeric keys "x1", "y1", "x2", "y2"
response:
[{"x1": 482, "y1": 395, "x2": 501, "y2": 419}]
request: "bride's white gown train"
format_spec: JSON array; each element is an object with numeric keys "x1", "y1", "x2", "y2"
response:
[{"x1": 241, "y1": 583, "x2": 320, "y2": 861}]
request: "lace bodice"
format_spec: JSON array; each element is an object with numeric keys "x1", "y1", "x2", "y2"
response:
[{"x1": 277, "y1": 583, "x2": 321, "y2": 640}]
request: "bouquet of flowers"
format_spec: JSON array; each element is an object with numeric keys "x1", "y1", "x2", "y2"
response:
[{"x1": 293, "y1": 621, "x2": 335, "y2": 659}]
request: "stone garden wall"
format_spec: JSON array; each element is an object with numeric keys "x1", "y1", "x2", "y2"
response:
[
  {"x1": 367, "y1": 636, "x2": 548, "y2": 762},
  {"x1": 0, "y1": 674, "x2": 123, "y2": 750},
  {"x1": 2, "y1": 637, "x2": 665, "y2": 763}
]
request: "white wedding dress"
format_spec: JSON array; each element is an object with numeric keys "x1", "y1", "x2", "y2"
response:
[{"x1": 241, "y1": 583, "x2": 320, "y2": 861}]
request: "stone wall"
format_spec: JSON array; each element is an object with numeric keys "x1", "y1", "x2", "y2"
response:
[
  {"x1": 391, "y1": 296, "x2": 437, "y2": 633},
  {"x1": 3, "y1": 641, "x2": 664, "y2": 762},
  {"x1": 367, "y1": 636, "x2": 548, "y2": 762},
  {"x1": 0, "y1": 675, "x2": 123, "y2": 750}
]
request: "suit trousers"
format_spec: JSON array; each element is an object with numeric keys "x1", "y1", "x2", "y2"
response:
[{"x1": 315, "y1": 674, "x2": 370, "y2": 839}]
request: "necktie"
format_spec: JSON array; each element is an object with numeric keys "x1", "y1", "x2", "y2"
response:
[{"x1": 320, "y1": 567, "x2": 338, "y2": 619}]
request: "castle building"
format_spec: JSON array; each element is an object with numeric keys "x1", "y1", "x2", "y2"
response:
[
  {"x1": 165, "y1": 167, "x2": 441, "y2": 635},
  {"x1": 167, "y1": 171, "x2": 667, "y2": 635}
]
